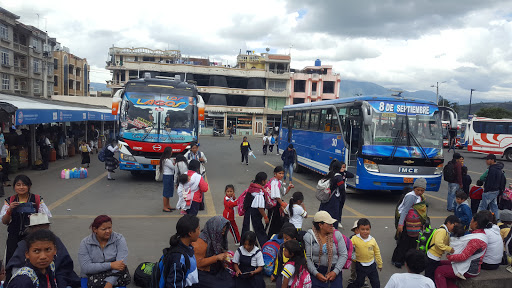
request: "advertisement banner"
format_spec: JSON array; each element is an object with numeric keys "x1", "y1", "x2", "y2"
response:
[{"x1": 368, "y1": 101, "x2": 438, "y2": 116}]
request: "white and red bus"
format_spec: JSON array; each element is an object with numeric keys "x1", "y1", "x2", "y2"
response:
[{"x1": 466, "y1": 117, "x2": 512, "y2": 161}]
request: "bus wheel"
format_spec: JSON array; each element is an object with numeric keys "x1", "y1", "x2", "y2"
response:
[{"x1": 505, "y1": 149, "x2": 512, "y2": 161}]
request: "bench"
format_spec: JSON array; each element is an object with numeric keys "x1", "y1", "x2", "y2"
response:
[{"x1": 456, "y1": 266, "x2": 511, "y2": 288}]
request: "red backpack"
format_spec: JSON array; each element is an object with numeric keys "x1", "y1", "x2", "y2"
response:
[{"x1": 286, "y1": 261, "x2": 312, "y2": 288}]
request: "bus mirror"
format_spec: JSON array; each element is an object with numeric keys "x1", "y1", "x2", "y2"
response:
[{"x1": 362, "y1": 102, "x2": 373, "y2": 125}]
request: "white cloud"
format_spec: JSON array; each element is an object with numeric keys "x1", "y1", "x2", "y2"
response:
[{"x1": 4, "y1": 0, "x2": 512, "y2": 103}]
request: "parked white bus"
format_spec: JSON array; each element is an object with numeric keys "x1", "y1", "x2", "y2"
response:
[{"x1": 465, "y1": 117, "x2": 512, "y2": 160}]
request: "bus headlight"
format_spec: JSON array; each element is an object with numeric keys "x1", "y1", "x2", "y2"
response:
[
  {"x1": 364, "y1": 159, "x2": 379, "y2": 172},
  {"x1": 120, "y1": 153, "x2": 136, "y2": 162},
  {"x1": 434, "y1": 164, "x2": 443, "y2": 174}
]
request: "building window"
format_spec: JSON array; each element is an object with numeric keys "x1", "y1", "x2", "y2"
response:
[
  {"x1": 54, "y1": 58, "x2": 58, "y2": 70},
  {"x1": 14, "y1": 78, "x2": 19, "y2": 91},
  {"x1": 1, "y1": 49, "x2": 9, "y2": 66},
  {"x1": 0, "y1": 24, "x2": 8, "y2": 40},
  {"x1": 268, "y1": 80, "x2": 287, "y2": 92},
  {"x1": 33, "y1": 80, "x2": 40, "y2": 94},
  {"x1": 33, "y1": 59, "x2": 40, "y2": 73},
  {"x1": 2, "y1": 74, "x2": 9, "y2": 90},
  {"x1": 31, "y1": 38, "x2": 41, "y2": 51},
  {"x1": 54, "y1": 76, "x2": 58, "y2": 86}
]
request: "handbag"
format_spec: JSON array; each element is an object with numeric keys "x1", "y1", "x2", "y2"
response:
[
  {"x1": 87, "y1": 268, "x2": 131, "y2": 288},
  {"x1": 155, "y1": 165, "x2": 163, "y2": 181}
]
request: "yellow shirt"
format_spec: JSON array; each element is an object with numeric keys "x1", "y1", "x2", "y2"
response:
[
  {"x1": 427, "y1": 225, "x2": 452, "y2": 259},
  {"x1": 351, "y1": 235, "x2": 383, "y2": 269}
]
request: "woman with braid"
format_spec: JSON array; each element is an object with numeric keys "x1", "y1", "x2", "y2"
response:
[{"x1": 304, "y1": 211, "x2": 348, "y2": 288}]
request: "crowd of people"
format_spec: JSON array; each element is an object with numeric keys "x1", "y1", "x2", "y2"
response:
[{"x1": 0, "y1": 132, "x2": 511, "y2": 288}]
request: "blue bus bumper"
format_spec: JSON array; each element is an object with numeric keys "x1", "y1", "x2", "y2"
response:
[
  {"x1": 119, "y1": 160, "x2": 156, "y2": 171},
  {"x1": 353, "y1": 161, "x2": 442, "y2": 192}
]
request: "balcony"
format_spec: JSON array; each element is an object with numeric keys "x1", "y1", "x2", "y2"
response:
[
  {"x1": 13, "y1": 66, "x2": 28, "y2": 75},
  {"x1": 265, "y1": 89, "x2": 288, "y2": 97}
]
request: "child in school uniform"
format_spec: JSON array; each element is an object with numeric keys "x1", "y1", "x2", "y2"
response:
[
  {"x1": 348, "y1": 221, "x2": 369, "y2": 287},
  {"x1": 281, "y1": 239, "x2": 311, "y2": 287},
  {"x1": 462, "y1": 166, "x2": 472, "y2": 196},
  {"x1": 240, "y1": 136, "x2": 252, "y2": 165},
  {"x1": 455, "y1": 191, "x2": 472, "y2": 230},
  {"x1": 271, "y1": 224, "x2": 298, "y2": 288},
  {"x1": 233, "y1": 231, "x2": 265, "y2": 288},
  {"x1": 424, "y1": 215, "x2": 460, "y2": 281},
  {"x1": 286, "y1": 192, "x2": 307, "y2": 230},
  {"x1": 350, "y1": 218, "x2": 382, "y2": 288},
  {"x1": 223, "y1": 184, "x2": 240, "y2": 244},
  {"x1": 79, "y1": 140, "x2": 91, "y2": 168},
  {"x1": 469, "y1": 180, "x2": 484, "y2": 215}
]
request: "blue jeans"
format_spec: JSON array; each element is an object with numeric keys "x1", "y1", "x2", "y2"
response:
[
  {"x1": 447, "y1": 183, "x2": 459, "y2": 211},
  {"x1": 283, "y1": 163, "x2": 293, "y2": 183},
  {"x1": 478, "y1": 190, "x2": 499, "y2": 219}
]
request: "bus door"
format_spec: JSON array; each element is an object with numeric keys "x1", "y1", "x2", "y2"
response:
[
  {"x1": 287, "y1": 112, "x2": 294, "y2": 143},
  {"x1": 344, "y1": 107, "x2": 362, "y2": 182}
]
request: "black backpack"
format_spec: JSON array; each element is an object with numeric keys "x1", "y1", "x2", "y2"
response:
[
  {"x1": 443, "y1": 161, "x2": 456, "y2": 182},
  {"x1": 134, "y1": 262, "x2": 155, "y2": 287},
  {"x1": 150, "y1": 246, "x2": 191, "y2": 288}
]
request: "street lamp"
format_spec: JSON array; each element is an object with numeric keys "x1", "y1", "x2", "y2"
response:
[
  {"x1": 468, "y1": 89, "x2": 476, "y2": 119},
  {"x1": 431, "y1": 81, "x2": 447, "y2": 105}
]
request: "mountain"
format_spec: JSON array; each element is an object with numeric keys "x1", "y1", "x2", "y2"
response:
[
  {"x1": 340, "y1": 80, "x2": 437, "y2": 102},
  {"x1": 90, "y1": 82, "x2": 108, "y2": 91},
  {"x1": 457, "y1": 102, "x2": 512, "y2": 119}
]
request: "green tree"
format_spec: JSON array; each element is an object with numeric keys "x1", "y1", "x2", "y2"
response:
[
  {"x1": 438, "y1": 96, "x2": 460, "y2": 113},
  {"x1": 475, "y1": 107, "x2": 512, "y2": 119}
]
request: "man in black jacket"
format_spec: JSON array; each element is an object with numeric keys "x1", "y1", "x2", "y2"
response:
[
  {"x1": 5, "y1": 213, "x2": 81, "y2": 287},
  {"x1": 478, "y1": 154, "x2": 504, "y2": 220}
]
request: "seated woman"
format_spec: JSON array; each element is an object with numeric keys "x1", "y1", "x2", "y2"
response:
[
  {"x1": 434, "y1": 211, "x2": 490, "y2": 287},
  {"x1": 78, "y1": 215, "x2": 130, "y2": 288},
  {"x1": 6, "y1": 213, "x2": 80, "y2": 287},
  {"x1": 7, "y1": 229, "x2": 59, "y2": 288},
  {"x1": 191, "y1": 216, "x2": 235, "y2": 288}
]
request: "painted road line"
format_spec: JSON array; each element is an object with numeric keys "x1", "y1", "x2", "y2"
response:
[
  {"x1": 264, "y1": 161, "x2": 365, "y2": 217},
  {"x1": 48, "y1": 172, "x2": 108, "y2": 210},
  {"x1": 204, "y1": 176, "x2": 217, "y2": 216},
  {"x1": 424, "y1": 193, "x2": 447, "y2": 203},
  {"x1": 51, "y1": 214, "x2": 449, "y2": 220}
]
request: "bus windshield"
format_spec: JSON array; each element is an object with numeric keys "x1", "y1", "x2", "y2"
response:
[
  {"x1": 364, "y1": 105, "x2": 443, "y2": 149},
  {"x1": 120, "y1": 92, "x2": 196, "y2": 142}
]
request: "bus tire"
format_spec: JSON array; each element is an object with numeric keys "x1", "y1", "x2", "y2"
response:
[{"x1": 505, "y1": 149, "x2": 512, "y2": 162}]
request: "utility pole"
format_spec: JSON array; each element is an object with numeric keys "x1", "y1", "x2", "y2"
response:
[
  {"x1": 468, "y1": 89, "x2": 475, "y2": 119},
  {"x1": 431, "y1": 81, "x2": 446, "y2": 105}
]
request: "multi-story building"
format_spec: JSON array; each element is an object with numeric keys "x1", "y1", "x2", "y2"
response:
[
  {"x1": 290, "y1": 60, "x2": 341, "y2": 103},
  {"x1": 106, "y1": 47, "x2": 290, "y2": 135},
  {"x1": 53, "y1": 46, "x2": 90, "y2": 96},
  {"x1": 0, "y1": 7, "x2": 56, "y2": 98}
]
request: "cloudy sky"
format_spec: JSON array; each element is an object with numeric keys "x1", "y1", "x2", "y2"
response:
[{"x1": 5, "y1": 0, "x2": 512, "y2": 104}]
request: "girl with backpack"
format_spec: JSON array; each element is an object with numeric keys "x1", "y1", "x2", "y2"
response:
[
  {"x1": 269, "y1": 135, "x2": 275, "y2": 153},
  {"x1": 79, "y1": 140, "x2": 91, "y2": 168},
  {"x1": 160, "y1": 147, "x2": 176, "y2": 212},
  {"x1": 233, "y1": 231, "x2": 265, "y2": 288},
  {"x1": 7, "y1": 229, "x2": 59, "y2": 288},
  {"x1": 271, "y1": 224, "x2": 301, "y2": 288},
  {"x1": 287, "y1": 192, "x2": 307, "y2": 230},
  {"x1": 104, "y1": 140, "x2": 119, "y2": 180},
  {"x1": 174, "y1": 155, "x2": 189, "y2": 187},
  {"x1": 281, "y1": 239, "x2": 311, "y2": 288},
  {"x1": 184, "y1": 160, "x2": 209, "y2": 216},
  {"x1": 1, "y1": 174, "x2": 52, "y2": 267},
  {"x1": 241, "y1": 172, "x2": 270, "y2": 247},
  {"x1": 164, "y1": 214, "x2": 200, "y2": 288},
  {"x1": 267, "y1": 166, "x2": 294, "y2": 236},
  {"x1": 318, "y1": 160, "x2": 354, "y2": 229}
]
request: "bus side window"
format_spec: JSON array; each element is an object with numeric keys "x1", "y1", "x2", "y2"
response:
[
  {"x1": 282, "y1": 112, "x2": 288, "y2": 127},
  {"x1": 319, "y1": 109, "x2": 328, "y2": 132},
  {"x1": 302, "y1": 110, "x2": 310, "y2": 129},
  {"x1": 310, "y1": 110, "x2": 320, "y2": 130},
  {"x1": 508, "y1": 124, "x2": 512, "y2": 134},
  {"x1": 324, "y1": 109, "x2": 333, "y2": 132},
  {"x1": 331, "y1": 109, "x2": 341, "y2": 133},
  {"x1": 294, "y1": 111, "x2": 302, "y2": 129}
]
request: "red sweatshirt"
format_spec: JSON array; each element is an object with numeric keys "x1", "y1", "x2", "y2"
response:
[
  {"x1": 188, "y1": 170, "x2": 209, "y2": 203},
  {"x1": 223, "y1": 196, "x2": 237, "y2": 221},
  {"x1": 447, "y1": 229, "x2": 487, "y2": 276}
]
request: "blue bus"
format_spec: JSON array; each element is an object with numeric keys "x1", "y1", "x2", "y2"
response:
[{"x1": 278, "y1": 96, "x2": 456, "y2": 192}]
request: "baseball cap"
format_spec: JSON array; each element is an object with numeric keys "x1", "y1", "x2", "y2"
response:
[
  {"x1": 351, "y1": 220, "x2": 358, "y2": 232},
  {"x1": 313, "y1": 211, "x2": 336, "y2": 224},
  {"x1": 485, "y1": 154, "x2": 497, "y2": 160}
]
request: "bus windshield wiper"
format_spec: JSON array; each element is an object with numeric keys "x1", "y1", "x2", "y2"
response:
[
  {"x1": 142, "y1": 123, "x2": 156, "y2": 141},
  {"x1": 390, "y1": 120, "x2": 406, "y2": 160},
  {"x1": 408, "y1": 131, "x2": 431, "y2": 162}
]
